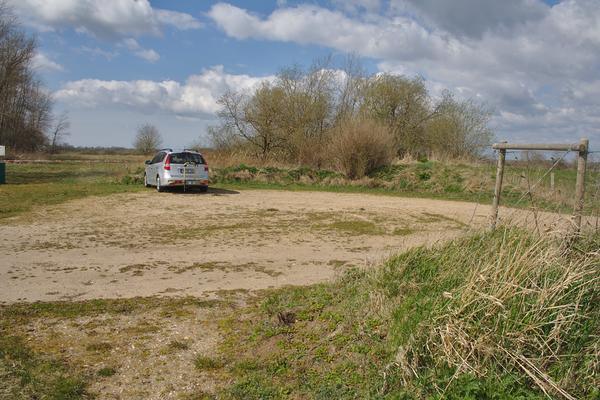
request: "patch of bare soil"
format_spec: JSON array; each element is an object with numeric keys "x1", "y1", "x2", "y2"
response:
[{"x1": 0, "y1": 189, "x2": 577, "y2": 304}]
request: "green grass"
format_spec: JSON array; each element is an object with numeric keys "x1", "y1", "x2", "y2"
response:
[
  {"x1": 216, "y1": 229, "x2": 600, "y2": 399},
  {"x1": 1, "y1": 296, "x2": 224, "y2": 323},
  {"x1": 194, "y1": 355, "x2": 222, "y2": 370},
  {"x1": 167, "y1": 340, "x2": 190, "y2": 351},
  {"x1": 324, "y1": 220, "x2": 385, "y2": 236},
  {"x1": 97, "y1": 367, "x2": 117, "y2": 377},
  {"x1": 0, "y1": 334, "x2": 88, "y2": 400},
  {"x1": 85, "y1": 342, "x2": 113, "y2": 353},
  {"x1": 392, "y1": 227, "x2": 417, "y2": 236},
  {"x1": 0, "y1": 161, "x2": 144, "y2": 219},
  {"x1": 0, "y1": 296, "x2": 229, "y2": 397}
]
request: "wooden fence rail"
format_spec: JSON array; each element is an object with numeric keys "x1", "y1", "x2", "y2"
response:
[{"x1": 490, "y1": 138, "x2": 589, "y2": 233}]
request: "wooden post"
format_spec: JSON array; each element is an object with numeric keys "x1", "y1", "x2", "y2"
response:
[
  {"x1": 490, "y1": 146, "x2": 506, "y2": 230},
  {"x1": 550, "y1": 172, "x2": 555, "y2": 192},
  {"x1": 573, "y1": 138, "x2": 589, "y2": 233}
]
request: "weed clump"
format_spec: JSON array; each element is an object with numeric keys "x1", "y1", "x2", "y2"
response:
[
  {"x1": 194, "y1": 355, "x2": 222, "y2": 370},
  {"x1": 97, "y1": 367, "x2": 117, "y2": 377},
  {"x1": 328, "y1": 119, "x2": 396, "y2": 179},
  {"x1": 396, "y1": 230, "x2": 600, "y2": 398}
]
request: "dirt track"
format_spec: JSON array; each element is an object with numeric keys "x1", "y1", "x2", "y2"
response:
[{"x1": 0, "y1": 189, "x2": 576, "y2": 303}]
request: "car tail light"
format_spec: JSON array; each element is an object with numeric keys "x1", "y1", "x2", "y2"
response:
[
  {"x1": 164, "y1": 155, "x2": 171, "y2": 170},
  {"x1": 204, "y1": 164, "x2": 209, "y2": 172}
]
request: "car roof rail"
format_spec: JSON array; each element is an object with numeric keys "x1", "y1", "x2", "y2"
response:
[{"x1": 158, "y1": 148, "x2": 173, "y2": 152}]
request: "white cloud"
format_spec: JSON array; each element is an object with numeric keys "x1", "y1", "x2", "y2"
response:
[
  {"x1": 155, "y1": 9, "x2": 203, "y2": 30},
  {"x1": 208, "y1": 3, "x2": 459, "y2": 62},
  {"x1": 78, "y1": 46, "x2": 119, "y2": 61},
  {"x1": 8, "y1": 0, "x2": 202, "y2": 38},
  {"x1": 31, "y1": 52, "x2": 64, "y2": 72},
  {"x1": 331, "y1": 0, "x2": 381, "y2": 14},
  {"x1": 393, "y1": 0, "x2": 549, "y2": 38},
  {"x1": 55, "y1": 66, "x2": 274, "y2": 118},
  {"x1": 120, "y1": 38, "x2": 160, "y2": 63},
  {"x1": 208, "y1": 1, "x2": 600, "y2": 144}
]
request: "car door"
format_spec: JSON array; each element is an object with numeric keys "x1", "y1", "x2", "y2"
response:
[
  {"x1": 148, "y1": 152, "x2": 162, "y2": 184},
  {"x1": 146, "y1": 153, "x2": 156, "y2": 184}
]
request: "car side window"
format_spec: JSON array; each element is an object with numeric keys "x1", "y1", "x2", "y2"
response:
[{"x1": 151, "y1": 152, "x2": 164, "y2": 164}]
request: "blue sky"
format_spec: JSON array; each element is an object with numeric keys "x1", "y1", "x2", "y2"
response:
[{"x1": 12, "y1": 0, "x2": 600, "y2": 149}]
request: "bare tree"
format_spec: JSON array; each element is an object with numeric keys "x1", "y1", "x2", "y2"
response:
[
  {"x1": 426, "y1": 91, "x2": 494, "y2": 159},
  {"x1": 212, "y1": 56, "x2": 495, "y2": 165},
  {"x1": 0, "y1": 2, "x2": 54, "y2": 152},
  {"x1": 49, "y1": 111, "x2": 69, "y2": 153},
  {"x1": 134, "y1": 123, "x2": 162, "y2": 154}
]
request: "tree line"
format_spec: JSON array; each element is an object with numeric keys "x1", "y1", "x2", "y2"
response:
[
  {"x1": 211, "y1": 57, "x2": 494, "y2": 177},
  {"x1": 0, "y1": 3, "x2": 68, "y2": 153}
]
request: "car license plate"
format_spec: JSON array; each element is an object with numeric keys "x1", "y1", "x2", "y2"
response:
[
  {"x1": 180, "y1": 168, "x2": 194, "y2": 174},
  {"x1": 185, "y1": 180, "x2": 197, "y2": 185}
]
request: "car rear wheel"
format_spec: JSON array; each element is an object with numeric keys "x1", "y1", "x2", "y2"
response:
[
  {"x1": 199, "y1": 185, "x2": 208, "y2": 193},
  {"x1": 156, "y1": 176, "x2": 165, "y2": 192}
]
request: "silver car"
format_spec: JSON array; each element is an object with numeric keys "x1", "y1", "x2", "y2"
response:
[{"x1": 144, "y1": 149, "x2": 209, "y2": 192}]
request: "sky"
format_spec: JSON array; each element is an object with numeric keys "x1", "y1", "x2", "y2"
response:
[{"x1": 11, "y1": 0, "x2": 600, "y2": 149}]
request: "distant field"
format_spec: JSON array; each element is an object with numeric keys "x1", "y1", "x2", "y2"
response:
[
  {"x1": 1, "y1": 153, "x2": 598, "y2": 219},
  {"x1": 0, "y1": 160, "x2": 143, "y2": 219}
]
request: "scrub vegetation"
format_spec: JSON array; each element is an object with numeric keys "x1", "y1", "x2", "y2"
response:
[{"x1": 210, "y1": 57, "x2": 493, "y2": 177}]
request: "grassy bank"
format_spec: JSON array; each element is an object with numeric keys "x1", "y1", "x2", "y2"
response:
[
  {"x1": 211, "y1": 161, "x2": 600, "y2": 214},
  {"x1": 216, "y1": 228, "x2": 600, "y2": 399}
]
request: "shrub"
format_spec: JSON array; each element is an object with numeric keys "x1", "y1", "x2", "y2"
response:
[{"x1": 328, "y1": 119, "x2": 395, "y2": 179}]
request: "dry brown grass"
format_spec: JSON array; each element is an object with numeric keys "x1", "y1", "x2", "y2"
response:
[{"x1": 393, "y1": 229, "x2": 600, "y2": 398}]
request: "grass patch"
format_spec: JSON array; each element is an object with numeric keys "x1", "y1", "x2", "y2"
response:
[
  {"x1": 0, "y1": 334, "x2": 88, "y2": 399},
  {"x1": 0, "y1": 161, "x2": 143, "y2": 219},
  {"x1": 0, "y1": 296, "x2": 229, "y2": 398},
  {"x1": 324, "y1": 220, "x2": 384, "y2": 236},
  {"x1": 415, "y1": 211, "x2": 467, "y2": 227},
  {"x1": 168, "y1": 340, "x2": 190, "y2": 351},
  {"x1": 85, "y1": 341, "x2": 112, "y2": 353},
  {"x1": 194, "y1": 355, "x2": 222, "y2": 370},
  {"x1": 392, "y1": 227, "x2": 417, "y2": 236},
  {"x1": 156, "y1": 223, "x2": 254, "y2": 241},
  {"x1": 97, "y1": 367, "x2": 117, "y2": 377},
  {"x1": 0, "y1": 182, "x2": 143, "y2": 219},
  {"x1": 216, "y1": 229, "x2": 600, "y2": 399},
  {"x1": 0, "y1": 296, "x2": 224, "y2": 323}
]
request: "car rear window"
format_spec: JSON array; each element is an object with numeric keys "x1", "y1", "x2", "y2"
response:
[{"x1": 169, "y1": 152, "x2": 206, "y2": 164}]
